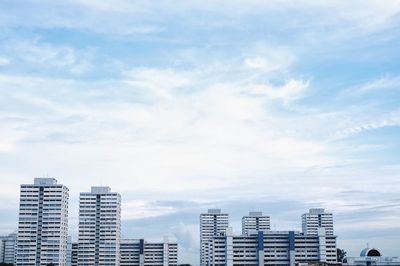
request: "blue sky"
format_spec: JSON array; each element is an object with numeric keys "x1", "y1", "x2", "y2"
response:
[{"x1": 1, "y1": 0, "x2": 400, "y2": 264}]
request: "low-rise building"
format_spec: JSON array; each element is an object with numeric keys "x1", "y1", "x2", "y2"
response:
[
  {"x1": 120, "y1": 238, "x2": 178, "y2": 266},
  {"x1": 205, "y1": 228, "x2": 337, "y2": 266},
  {"x1": 0, "y1": 233, "x2": 17, "y2": 264},
  {"x1": 344, "y1": 248, "x2": 400, "y2": 266}
]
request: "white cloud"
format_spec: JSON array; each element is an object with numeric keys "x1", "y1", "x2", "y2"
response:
[
  {"x1": 0, "y1": 63, "x2": 331, "y2": 196},
  {"x1": 123, "y1": 200, "x2": 176, "y2": 220},
  {"x1": 337, "y1": 0, "x2": 400, "y2": 33},
  {"x1": 1, "y1": 0, "x2": 398, "y2": 42},
  {"x1": 333, "y1": 110, "x2": 400, "y2": 139},
  {"x1": 242, "y1": 44, "x2": 295, "y2": 73},
  {"x1": 357, "y1": 75, "x2": 400, "y2": 93},
  {"x1": 5, "y1": 39, "x2": 93, "y2": 74},
  {"x1": 123, "y1": 68, "x2": 193, "y2": 99},
  {"x1": 250, "y1": 79, "x2": 309, "y2": 103},
  {"x1": 0, "y1": 57, "x2": 10, "y2": 65},
  {"x1": 244, "y1": 57, "x2": 267, "y2": 69},
  {"x1": 0, "y1": 127, "x2": 26, "y2": 152},
  {"x1": 71, "y1": 0, "x2": 140, "y2": 12}
]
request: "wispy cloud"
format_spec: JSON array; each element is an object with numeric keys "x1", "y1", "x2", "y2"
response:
[
  {"x1": 3, "y1": 38, "x2": 94, "y2": 75},
  {"x1": 333, "y1": 109, "x2": 400, "y2": 139},
  {"x1": 123, "y1": 200, "x2": 177, "y2": 220},
  {"x1": 250, "y1": 79, "x2": 309, "y2": 104},
  {"x1": 357, "y1": 75, "x2": 400, "y2": 93}
]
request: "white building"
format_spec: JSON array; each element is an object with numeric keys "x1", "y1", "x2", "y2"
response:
[
  {"x1": 120, "y1": 238, "x2": 178, "y2": 266},
  {"x1": 302, "y1": 208, "x2": 334, "y2": 236},
  {"x1": 15, "y1": 177, "x2": 69, "y2": 266},
  {"x1": 66, "y1": 236, "x2": 72, "y2": 266},
  {"x1": 0, "y1": 233, "x2": 17, "y2": 264},
  {"x1": 78, "y1": 186, "x2": 121, "y2": 266},
  {"x1": 200, "y1": 209, "x2": 229, "y2": 266},
  {"x1": 70, "y1": 242, "x2": 78, "y2": 266},
  {"x1": 242, "y1": 211, "x2": 271, "y2": 235},
  {"x1": 206, "y1": 228, "x2": 337, "y2": 266},
  {"x1": 344, "y1": 248, "x2": 400, "y2": 266}
]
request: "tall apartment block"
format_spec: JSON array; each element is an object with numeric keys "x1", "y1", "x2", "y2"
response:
[
  {"x1": 242, "y1": 211, "x2": 270, "y2": 235},
  {"x1": 78, "y1": 186, "x2": 121, "y2": 266},
  {"x1": 0, "y1": 233, "x2": 17, "y2": 264},
  {"x1": 200, "y1": 209, "x2": 229, "y2": 266},
  {"x1": 302, "y1": 208, "x2": 334, "y2": 236},
  {"x1": 15, "y1": 178, "x2": 69, "y2": 266},
  {"x1": 120, "y1": 238, "x2": 178, "y2": 266}
]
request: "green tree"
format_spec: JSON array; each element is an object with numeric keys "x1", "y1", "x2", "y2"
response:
[{"x1": 337, "y1": 248, "x2": 347, "y2": 262}]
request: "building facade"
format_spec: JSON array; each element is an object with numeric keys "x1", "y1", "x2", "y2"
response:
[
  {"x1": 78, "y1": 186, "x2": 121, "y2": 266},
  {"x1": 302, "y1": 209, "x2": 334, "y2": 236},
  {"x1": 15, "y1": 178, "x2": 69, "y2": 266},
  {"x1": 0, "y1": 233, "x2": 17, "y2": 264},
  {"x1": 242, "y1": 211, "x2": 271, "y2": 235},
  {"x1": 70, "y1": 243, "x2": 78, "y2": 266},
  {"x1": 344, "y1": 248, "x2": 400, "y2": 266},
  {"x1": 66, "y1": 236, "x2": 73, "y2": 266},
  {"x1": 206, "y1": 228, "x2": 337, "y2": 266},
  {"x1": 200, "y1": 209, "x2": 229, "y2": 266},
  {"x1": 120, "y1": 238, "x2": 178, "y2": 266}
]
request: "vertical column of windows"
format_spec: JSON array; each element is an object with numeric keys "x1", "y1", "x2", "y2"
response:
[
  {"x1": 95, "y1": 195, "x2": 101, "y2": 266},
  {"x1": 35, "y1": 187, "x2": 44, "y2": 266}
]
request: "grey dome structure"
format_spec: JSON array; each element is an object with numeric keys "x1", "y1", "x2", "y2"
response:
[{"x1": 360, "y1": 247, "x2": 382, "y2": 257}]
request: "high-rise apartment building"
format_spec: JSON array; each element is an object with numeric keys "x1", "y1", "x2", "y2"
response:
[
  {"x1": 78, "y1": 186, "x2": 121, "y2": 266},
  {"x1": 15, "y1": 177, "x2": 69, "y2": 266},
  {"x1": 242, "y1": 211, "x2": 270, "y2": 235},
  {"x1": 0, "y1": 233, "x2": 17, "y2": 264},
  {"x1": 302, "y1": 208, "x2": 334, "y2": 236},
  {"x1": 200, "y1": 209, "x2": 229, "y2": 266}
]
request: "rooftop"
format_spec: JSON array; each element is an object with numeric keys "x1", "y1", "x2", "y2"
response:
[
  {"x1": 91, "y1": 186, "x2": 111, "y2": 194},
  {"x1": 34, "y1": 177, "x2": 58, "y2": 186}
]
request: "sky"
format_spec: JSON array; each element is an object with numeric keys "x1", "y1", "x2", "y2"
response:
[{"x1": 0, "y1": 0, "x2": 400, "y2": 264}]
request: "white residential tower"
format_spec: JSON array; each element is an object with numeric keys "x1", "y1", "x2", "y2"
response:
[
  {"x1": 242, "y1": 211, "x2": 271, "y2": 235},
  {"x1": 302, "y1": 208, "x2": 334, "y2": 236},
  {"x1": 15, "y1": 178, "x2": 69, "y2": 266},
  {"x1": 200, "y1": 209, "x2": 229, "y2": 266},
  {"x1": 78, "y1": 186, "x2": 121, "y2": 266}
]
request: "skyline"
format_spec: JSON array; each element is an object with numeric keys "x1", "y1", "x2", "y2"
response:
[
  {"x1": 3, "y1": 176, "x2": 398, "y2": 264},
  {"x1": 1, "y1": 0, "x2": 400, "y2": 265}
]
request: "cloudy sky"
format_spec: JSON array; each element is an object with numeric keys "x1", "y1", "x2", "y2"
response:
[{"x1": 1, "y1": 0, "x2": 400, "y2": 264}]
